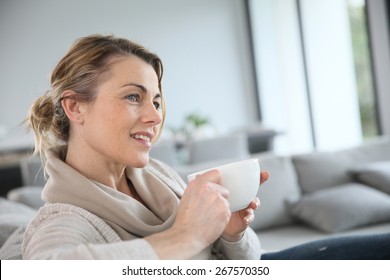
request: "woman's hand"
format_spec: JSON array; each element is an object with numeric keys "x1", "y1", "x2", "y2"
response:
[
  {"x1": 172, "y1": 169, "x2": 232, "y2": 250},
  {"x1": 147, "y1": 169, "x2": 231, "y2": 259},
  {"x1": 147, "y1": 168, "x2": 269, "y2": 259},
  {"x1": 221, "y1": 170, "x2": 270, "y2": 242}
]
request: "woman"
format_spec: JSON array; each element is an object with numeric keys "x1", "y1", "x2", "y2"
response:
[
  {"x1": 24, "y1": 34, "x2": 390, "y2": 260},
  {"x1": 23, "y1": 34, "x2": 267, "y2": 259}
]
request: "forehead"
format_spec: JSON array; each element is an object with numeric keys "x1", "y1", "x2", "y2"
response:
[
  {"x1": 91, "y1": 56, "x2": 161, "y2": 103},
  {"x1": 104, "y1": 55, "x2": 159, "y2": 86}
]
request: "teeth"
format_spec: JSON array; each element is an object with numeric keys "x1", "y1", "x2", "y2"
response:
[{"x1": 132, "y1": 134, "x2": 151, "y2": 142}]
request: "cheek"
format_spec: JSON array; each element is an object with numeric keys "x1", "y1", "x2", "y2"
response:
[
  {"x1": 153, "y1": 123, "x2": 162, "y2": 137},
  {"x1": 83, "y1": 106, "x2": 123, "y2": 138},
  {"x1": 94, "y1": 102, "x2": 133, "y2": 126}
]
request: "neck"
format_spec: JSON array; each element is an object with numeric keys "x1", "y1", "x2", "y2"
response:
[{"x1": 65, "y1": 141, "x2": 129, "y2": 194}]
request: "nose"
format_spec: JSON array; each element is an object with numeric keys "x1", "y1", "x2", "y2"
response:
[{"x1": 140, "y1": 101, "x2": 163, "y2": 125}]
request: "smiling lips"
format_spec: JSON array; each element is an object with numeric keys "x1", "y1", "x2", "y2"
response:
[{"x1": 131, "y1": 133, "x2": 152, "y2": 147}]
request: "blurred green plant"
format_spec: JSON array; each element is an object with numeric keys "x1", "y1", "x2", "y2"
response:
[
  {"x1": 167, "y1": 112, "x2": 213, "y2": 140},
  {"x1": 185, "y1": 113, "x2": 211, "y2": 129}
]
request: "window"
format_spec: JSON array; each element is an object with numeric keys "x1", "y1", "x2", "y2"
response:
[
  {"x1": 248, "y1": 0, "x2": 379, "y2": 154},
  {"x1": 348, "y1": 0, "x2": 378, "y2": 139}
]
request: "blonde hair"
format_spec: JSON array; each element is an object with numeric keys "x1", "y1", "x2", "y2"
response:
[{"x1": 27, "y1": 34, "x2": 165, "y2": 161}]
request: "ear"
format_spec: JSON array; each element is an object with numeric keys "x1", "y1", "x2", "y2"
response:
[{"x1": 61, "y1": 90, "x2": 87, "y2": 124}]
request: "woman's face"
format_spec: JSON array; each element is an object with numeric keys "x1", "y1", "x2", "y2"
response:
[{"x1": 79, "y1": 55, "x2": 163, "y2": 168}]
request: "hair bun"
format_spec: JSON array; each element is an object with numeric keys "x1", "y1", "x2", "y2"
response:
[{"x1": 29, "y1": 92, "x2": 55, "y2": 134}]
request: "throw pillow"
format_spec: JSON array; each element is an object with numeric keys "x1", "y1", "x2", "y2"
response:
[
  {"x1": 349, "y1": 161, "x2": 390, "y2": 195},
  {"x1": 292, "y1": 138, "x2": 390, "y2": 193},
  {"x1": 286, "y1": 183, "x2": 390, "y2": 233}
]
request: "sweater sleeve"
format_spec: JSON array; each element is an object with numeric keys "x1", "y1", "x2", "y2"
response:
[
  {"x1": 22, "y1": 207, "x2": 159, "y2": 260},
  {"x1": 213, "y1": 227, "x2": 261, "y2": 260}
]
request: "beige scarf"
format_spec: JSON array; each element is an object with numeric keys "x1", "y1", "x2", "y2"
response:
[{"x1": 42, "y1": 148, "x2": 187, "y2": 240}]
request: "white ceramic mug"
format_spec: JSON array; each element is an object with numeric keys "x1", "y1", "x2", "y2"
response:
[{"x1": 187, "y1": 158, "x2": 260, "y2": 212}]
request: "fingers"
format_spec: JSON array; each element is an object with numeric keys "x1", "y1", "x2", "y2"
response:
[
  {"x1": 193, "y1": 169, "x2": 222, "y2": 185},
  {"x1": 231, "y1": 197, "x2": 258, "y2": 225},
  {"x1": 177, "y1": 169, "x2": 233, "y2": 246},
  {"x1": 190, "y1": 169, "x2": 229, "y2": 199},
  {"x1": 257, "y1": 159, "x2": 270, "y2": 185},
  {"x1": 243, "y1": 208, "x2": 255, "y2": 225},
  {"x1": 248, "y1": 197, "x2": 260, "y2": 210},
  {"x1": 240, "y1": 197, "x2": 260, "y2": 224},
  {"x1": 260, "y1": 170, "x2": 270, "y2": 185}
]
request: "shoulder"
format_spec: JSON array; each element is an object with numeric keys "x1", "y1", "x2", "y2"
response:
[
  {"x1": 22, "y1": 203, "x2": 120, "y2": 259},
  {"x1": 24, "y1": 203, "x2": 119, "y2": 244}
]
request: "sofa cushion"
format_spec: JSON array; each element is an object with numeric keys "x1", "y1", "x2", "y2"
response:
[
  {"x1": 0, "y1": 198, "x2": 36, "y2": 247},
  {"x1": 251, "y1": 154, "x2": 301, "y2": 231},
  {"x1": 292, "y1": 138, "x2": 390, "y2": 193},
  {"x1": 0, "y1": 225, "x2": 26, "y2": 259},
  {"x1": 286, "y1": 183, "x2": 390, "y2": 233},
  {"x1": 188, "y1": 133, "x2": 249, "y2": 164},
  {"x1": 7, "y1": 186, "x2": 44, "y2": 209},
  {"x1": 349, "y1": 161, "x2": 390, "y2": 195},
  {"x1": 257, "y1": 222, "x2": 390, "y2": 252}
]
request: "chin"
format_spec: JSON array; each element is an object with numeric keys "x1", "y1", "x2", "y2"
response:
[{"x1": 130, "y1": 155, "x2": 150, "y2": 168}]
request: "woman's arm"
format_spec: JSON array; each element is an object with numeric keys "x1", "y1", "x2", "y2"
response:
[
  {"x1": 23, "y1": 209, "x2": 159, "y2": 259},
  {"x1": 215, "y1": 227, "x2": 261, "y2": 260}
]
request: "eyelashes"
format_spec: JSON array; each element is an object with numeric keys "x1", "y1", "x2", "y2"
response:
[
  {"x1": 126, "y1": 94, "x2": 140, "y2": 102},
  {"x1": 153, "y1": 101, "x2": 162, "y2": 110},
  {"x1": 125, "y1": 93, "x2": 162, "y2": 110}
]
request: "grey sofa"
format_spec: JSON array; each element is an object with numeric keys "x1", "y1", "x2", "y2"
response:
[
  {"x1": 175, "y1": 137, "x2": 390, "y2": 252},
  {"x1": 1, "y1": 137, "x2": 390, "y2": 259}
]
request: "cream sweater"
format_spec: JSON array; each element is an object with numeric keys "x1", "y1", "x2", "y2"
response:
[{"x1": 22, "y1": 150, "x2": 261, "y2": 260}]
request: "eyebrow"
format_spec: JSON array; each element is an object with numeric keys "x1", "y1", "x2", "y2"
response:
[{"x1": 121, "y1": 83, "x2": 161, "y2": 98}]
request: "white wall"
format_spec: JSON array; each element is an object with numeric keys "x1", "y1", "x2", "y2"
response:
[{"x1": 0, "y1": 0, "x2": 257, "y2": 140}]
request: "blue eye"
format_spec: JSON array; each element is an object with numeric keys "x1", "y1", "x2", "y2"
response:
[
  {"x1": 126, "y1": 94, "x2": 140, "y2": 102},
  {"x1": 154, "y1": 101, "x2": 162, "y2": 110}
]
